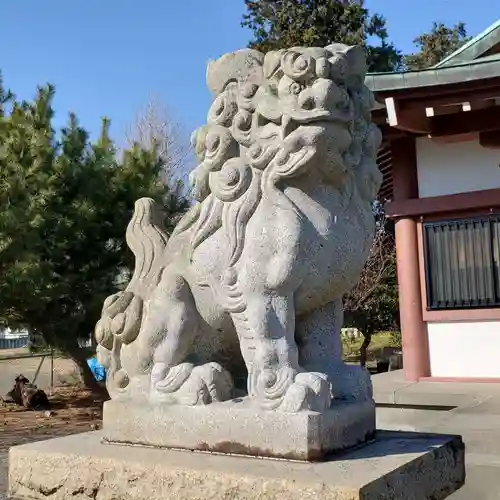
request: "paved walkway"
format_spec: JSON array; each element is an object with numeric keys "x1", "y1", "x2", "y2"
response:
[
  {"x1": 373, "y1": 370, "x2": 500, "y2": 408},
  {"x1": 374, "y1": 370, "x2": 500, "y2": 499}
]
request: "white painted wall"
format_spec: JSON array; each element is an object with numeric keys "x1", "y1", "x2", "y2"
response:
[
  {"x1": 427, "y1": 320, "x2": 500, "y2": 378},
  {"x1": 416, "y1": 137, "x2": 500, "y2": 198}
]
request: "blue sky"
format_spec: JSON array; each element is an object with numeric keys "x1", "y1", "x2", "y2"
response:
[{"x1": 1, "y1": 1, "x2": 498, "y2": 145}]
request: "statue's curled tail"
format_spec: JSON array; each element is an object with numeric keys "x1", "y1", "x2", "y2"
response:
[{"x1": 95, "y1": 198, "x2": 169, "y2": 396}]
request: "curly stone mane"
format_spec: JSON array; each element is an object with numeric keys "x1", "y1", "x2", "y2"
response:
[{"x1": 171, "y1": 45, "x2": 381, "y2": 274}]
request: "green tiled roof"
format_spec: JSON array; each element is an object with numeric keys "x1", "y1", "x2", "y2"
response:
[
  {"x1": 365, "y1": 55, "x2": 500, "y2": 93},
  {"x1": 365, "y1": 19, "x2": 500, "y2": 94}
]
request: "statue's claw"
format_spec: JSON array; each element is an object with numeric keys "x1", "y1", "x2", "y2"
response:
[
  {"x1": 250, "y1": 367, "x2": 332, "y2": 412},
  {"x1": 279, "y1": 371, "x2": 332, "y2": 413}
]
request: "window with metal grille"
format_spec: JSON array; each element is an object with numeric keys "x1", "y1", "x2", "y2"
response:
[{"x1": 423, "y1": 215, "x2": 500, "y2": 310}]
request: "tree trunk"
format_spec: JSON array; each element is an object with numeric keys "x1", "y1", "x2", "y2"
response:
[
  {"x1": 64, "y1": 341, "x2": 105, "y2": 394},
  {"x1": 359, "y1": 332, "x2": 372, "y2": 367}
]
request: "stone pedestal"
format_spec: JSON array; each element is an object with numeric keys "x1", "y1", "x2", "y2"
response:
[
  {"x1": 9, "y1": 430, "x2": 465, "y2": 500},
  {"x1": 102, "y1": 398, "x2": 376, "y2": 461}
]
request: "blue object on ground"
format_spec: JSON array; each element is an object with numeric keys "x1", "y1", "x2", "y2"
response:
[{"x1": 87, "y1": 357, "x2": 106, "y2": 382}]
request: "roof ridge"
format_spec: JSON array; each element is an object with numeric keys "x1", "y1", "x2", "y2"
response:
[{"x1": 434, "y1": 19, "x2": 500, "y2": 68}]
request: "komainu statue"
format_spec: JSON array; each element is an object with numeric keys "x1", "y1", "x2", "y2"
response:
[{"x1": 95, "y1": 44, "x2": 382, "y2": 414}]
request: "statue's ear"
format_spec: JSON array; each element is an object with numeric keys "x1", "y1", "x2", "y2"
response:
[
  {"x1": 344, "y1": 46, "x2": 367, "y2": 80},
  {"x1": 206, "y1": 49, "x2": 264, "y2": 96},
  {"x1": 325, "y1": 44, "x2": 367, "y2": 82}
]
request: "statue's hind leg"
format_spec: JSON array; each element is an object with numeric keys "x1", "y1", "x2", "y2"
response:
[
  {"x1": 232, "y1": 292, "x2": 331, "y2": 412},
  {"x1": 296, "y1": 299, "x2": 373, "y2": 401},
  {"x1": 140, "y1": 271, "x2": 233, "y2": 405}
]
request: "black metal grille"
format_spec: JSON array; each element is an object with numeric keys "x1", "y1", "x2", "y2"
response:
[{"x1": 423, "y1": 216, "x2": 500, "y2": 310}]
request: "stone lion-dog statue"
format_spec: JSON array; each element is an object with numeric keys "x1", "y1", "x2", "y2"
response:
[{"x1": 95, "y1": 43, "x2": 382, "y2": 413}]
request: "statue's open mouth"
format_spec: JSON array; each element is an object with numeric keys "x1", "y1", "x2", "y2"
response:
[
  {"x1": 256, "y1": 108, "x2": 352, "y2": 142},
  {"x1": 288, "y1": 108, "x2": 352, "y2": 124}
]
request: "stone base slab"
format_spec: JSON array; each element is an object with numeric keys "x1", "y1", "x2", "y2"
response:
[
  {"x1": 9, "y1": 430, "x2": 465, "y2": 500},
  {"x1": 102, "y1": 398, "x2": 375, "y2": 461}
]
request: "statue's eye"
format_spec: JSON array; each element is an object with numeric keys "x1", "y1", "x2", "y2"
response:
[{"x1": 289, "y1": 82, "x2": 302, "y2": 95}]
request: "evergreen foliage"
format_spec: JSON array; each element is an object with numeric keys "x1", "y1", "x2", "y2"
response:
[{"x1": 0, "y1": 78, "x2": 188, "y2": 389}]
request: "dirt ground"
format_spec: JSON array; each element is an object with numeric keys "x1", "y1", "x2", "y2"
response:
[
  {"x1": 0, "y1": 349, "x2": 80, "y2": 397},
  {"x1": 0, "y1": 386, "x2": 106, "y2": 499}
]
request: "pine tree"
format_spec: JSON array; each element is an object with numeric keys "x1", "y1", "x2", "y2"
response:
[
  {"x1": 404, "y1": 22, "x2": 471, "y2": 70},
  {"x1": 0, "y1": 76, "x2": 188, "y2": 390},
  {"x1": 242, "y1": 0, "x2": 402, "y2": 72}
]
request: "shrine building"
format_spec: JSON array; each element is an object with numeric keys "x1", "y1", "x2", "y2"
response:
[{"x1": 369, "y1": 19, "x2": 500, "y2": 381}]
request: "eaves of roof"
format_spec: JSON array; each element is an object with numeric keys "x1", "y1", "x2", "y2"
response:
[{"x1": 365, "y1": 55, "x2": 500, "y2": 94}]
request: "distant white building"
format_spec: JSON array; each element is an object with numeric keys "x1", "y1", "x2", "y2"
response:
[
  {"x1": 0, "y1": 328, "x2": 29, "y2": 349},
  {"x1": 368, "y1": 19, "x2": 500, "y2": 382},
  {"x1": 0, "y1": 328, "x2": 29, "y2": 339}
]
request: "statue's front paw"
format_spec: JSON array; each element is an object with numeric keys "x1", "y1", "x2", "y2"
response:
[
  {"x1": 281, "y1": 372, "x2": 332, "y2": 413},
  {"x1": 249, "y1": 367, "x2": 332, "y2": 412}
]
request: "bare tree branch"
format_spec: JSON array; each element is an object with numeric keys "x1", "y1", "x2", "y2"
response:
[
  {"x1": 125, "y1": 96, "x2": 192, "y2": 188},
  {"x1": 343, "y1": 214, "x2": 398, "y2": 366},
  {"x1": 344, "y1": 228, "x2": 394, "y2": 311}
]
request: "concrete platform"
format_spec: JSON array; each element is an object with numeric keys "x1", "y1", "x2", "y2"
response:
[
  {"x1": 9, "y1": 430, "x2": 464, "y2": 500},
  {"x1": 372, "y1": 370, "x2": 500, "y2": 408},
  {"x1": 102, "y1": 398, "x2": 375, "y2": 461},
  {"x1": 373, "y1": 379, "x2": 500, "y2": 499}
]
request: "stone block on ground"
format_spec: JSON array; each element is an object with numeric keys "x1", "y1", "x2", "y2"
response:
[
  {"x1": 102, "y1": 398, "x2": 375, "y2": 461},
  {"x1": 9, "y1": 430, "x2": 465, "y2": 500}
]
